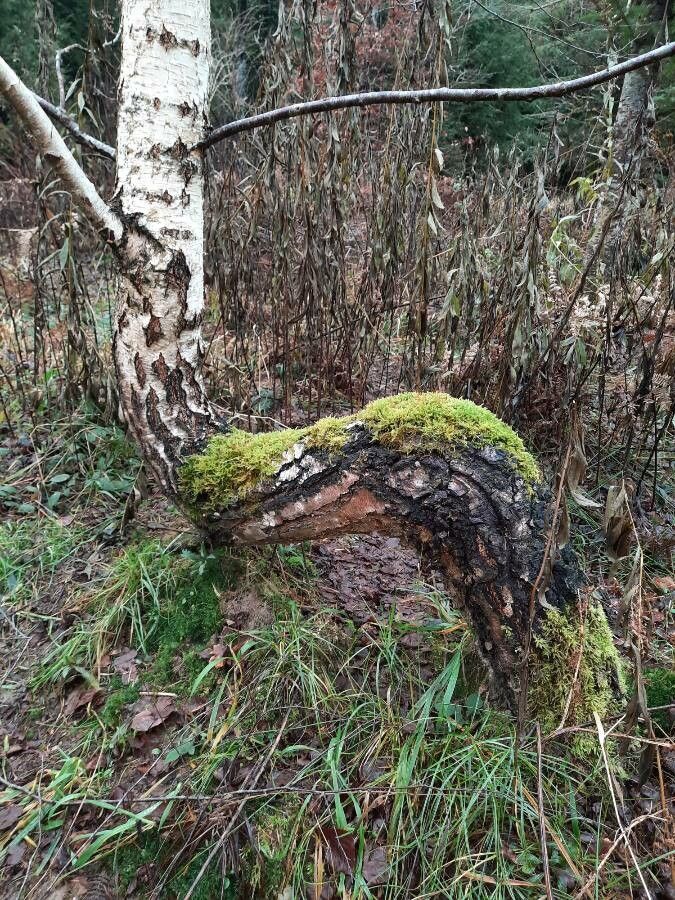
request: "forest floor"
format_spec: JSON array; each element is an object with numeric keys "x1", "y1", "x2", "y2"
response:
[{"x1": 0, "y1": 398, "x2": 673, "y2": 899}]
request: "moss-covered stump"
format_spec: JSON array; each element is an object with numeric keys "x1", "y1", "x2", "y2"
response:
[{"x1": 180, "y1": 393, "x2": 599, "y2": 712}]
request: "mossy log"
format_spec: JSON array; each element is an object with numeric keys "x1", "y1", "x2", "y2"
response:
[{"x1": 179, "y1": 393, "x2": 623, "y2": 717}]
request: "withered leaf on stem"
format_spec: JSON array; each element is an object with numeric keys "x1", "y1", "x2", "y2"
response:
[
  {"x1": 318, "y1": 825, "x2": 356, "y2": 876},
  {"x1": 603, "y1": 483, "x2": 634, "y2": 561},
  {"x1": 567, "y1": 408, "x2": 601, "y2": 510}
]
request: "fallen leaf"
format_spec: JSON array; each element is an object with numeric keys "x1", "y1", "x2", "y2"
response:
[
  {"x1": 318, "y1": 825, "x2": 356, "y2": 876},
  {"x1": 0, "y1": 804, "x2": 23, "y2": 830},
  {"x1": 362, "y1": 845, "x2": 388, "y2": 885},
  {"x1": 130, "y1": 695, "x2": 176, "y2": 732},
  {"x1": 113, "y1": 648, "x2": 139, "y2": 684},
  {"x1": 5, "y1": 840, "x2": 25, "y2": 867},
  {"x1": 64, "y1": 686, "x2": 102, "y2": 718}
]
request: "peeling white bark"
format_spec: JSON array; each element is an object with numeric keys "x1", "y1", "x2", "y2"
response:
[
  {"x1": 112, "y1": 0, "x2": 214, "y2": 491},
  {"x1": 116, "y1": 0, "x2": 208, "y2": 328}
]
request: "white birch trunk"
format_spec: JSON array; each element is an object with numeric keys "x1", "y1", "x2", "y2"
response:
[{"x1": 112, "y1": 0, "x2": 216, "y2": 493}]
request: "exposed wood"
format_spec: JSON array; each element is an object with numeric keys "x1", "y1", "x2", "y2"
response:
[{"x1": 190, "y1": 428, "x2": 580, "y2": 710}]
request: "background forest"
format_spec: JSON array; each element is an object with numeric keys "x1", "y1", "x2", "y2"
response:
[{"x1": 0, "y1": 0, "x2": 673, "y2": 898}]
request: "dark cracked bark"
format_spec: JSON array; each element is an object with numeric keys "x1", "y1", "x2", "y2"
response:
[{"x1": 187, "y1": 425, "x2": 581, "y2": 711}]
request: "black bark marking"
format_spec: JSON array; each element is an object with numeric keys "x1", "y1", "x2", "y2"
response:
[
  {"x1": 160, "y1": 227, "x2": 194, "y2": 240},
  {"x1": 169, "y1": 138, "x2": 189, "y2": 160},
  {"x1": 134, "y1": 353, "x2": 147, "y2": 389},
  {"x1": 145, "y1": 314, "x2": 163, "y2": 346},
  {"x1": 151, "y1": 353, "x2": 170, "y2": 385},
  {"x1": 130, "y1": 385, "x2": 144, "y2": 422},
  {"x1": 145, "y1": 388, "x2": 179, "y2": 462},
  {"x1": 179, "y1": 158, "x2": 198, "y2": 186},
  {"x1": 165, "y1": 365, "x2": 184, "y2": 405},
  {"x1": 159, "y1": 26, "x2": 178, "y2": 49},
  {"x1": 146, "y1": 190, "x2": 174, "y2": 205}
]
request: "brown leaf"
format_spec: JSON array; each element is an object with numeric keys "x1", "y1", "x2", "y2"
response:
[
  {"x1": 5, "y1": 840, "x2": 25, "y2": 867},
  {"x1": 0, "y1": 804, "x2": 23, "y2": 830},
  {"x1": 362, "y1": 845, "x2": 388, "y2": 885},
  {"x1": 566, "y1": 408, "x2": 600, "y2": 510},
  {"x1": 112, "y1": 648, "x2": 139, "y2": 684},
  {"x1": 64, "y1": 686, "x2": 103, "y2": 718},
  {"x1": 603, "y1": 483, "x2": 633, "y2": 561},
  {"x1": 130, "y1": 695, "x2": 176, "y2": 732},
  {"x1": 318, "y1": 825, "x2": 356, "y2": 876}
]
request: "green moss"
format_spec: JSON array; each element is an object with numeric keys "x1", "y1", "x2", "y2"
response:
[
  {"x1": 529, "y1": 603, "x2": 626, "y2": 754},
  {"x1": 303, "y1": 415, "x2": 351, "y2": 453},
  {"x1": 643, "y1": 668, "x2": 675, "y2": 731},
  {"x1": 181, "y1": 393, "x2": 540, "y2": 511},
  {"x1": 145, "y1": 551, "x2": 238, "y2": 694},
  {"x1": 357, "y1": 393, "x2": 540, "y2": 483},
  {"x1": 180, "y1": 427, "x2": 304, "y2": 509},
  {"x1": 100, "y1": 681, "x2": 140, "y2": 729}
]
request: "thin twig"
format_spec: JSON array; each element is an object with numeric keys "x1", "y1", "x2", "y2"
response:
[{"x1": 33, "y1": 94, "x2": 116, "y2": 159}]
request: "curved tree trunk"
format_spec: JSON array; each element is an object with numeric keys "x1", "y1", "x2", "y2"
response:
[{"x1": 183, "y1": 418, "x2": 582, "y2": 710}]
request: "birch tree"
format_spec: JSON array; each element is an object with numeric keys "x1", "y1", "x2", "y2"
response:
[{"x1": 2, "y1": 0, "x2": 668, "y2": 716}]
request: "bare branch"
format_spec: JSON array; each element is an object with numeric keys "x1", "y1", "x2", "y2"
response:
[
  {"x1": 197, "y1": 41, "x2": 675, "y2": 150},
  {"x1": 55, "y1": 41, "x2": 84, "y2": 108},
  {"x1": 0, "y1": 54, "x2": 122, "y2": 240},
  {"x1": 34, "y1": 94, "x2": 116, "y2": 159}
]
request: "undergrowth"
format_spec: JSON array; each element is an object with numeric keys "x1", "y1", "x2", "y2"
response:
[{"x1": 2, "y1": 533, "x2": 667, "y2": 898}]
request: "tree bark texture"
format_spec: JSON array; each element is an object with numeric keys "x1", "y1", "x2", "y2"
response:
[
  {"x1": 112, "y1": 0, "x2": 217, "y2": 494},
  {"x1": 186, "y1": 426, "x2": 580, "y2": 710}
]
